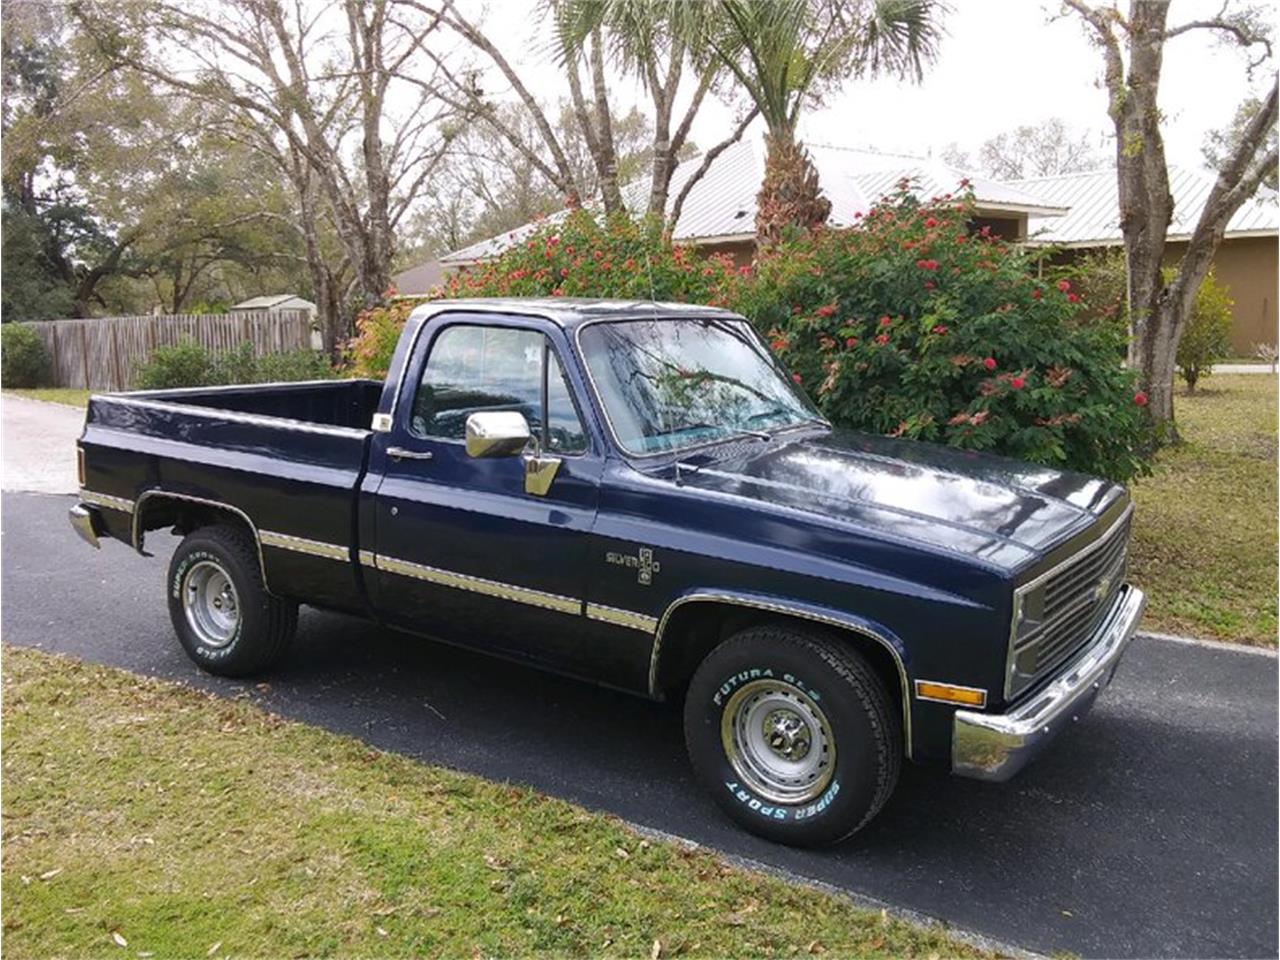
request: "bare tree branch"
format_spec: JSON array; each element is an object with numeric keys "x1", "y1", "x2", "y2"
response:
[{"x1": 668, "y1": 106, "x2": 760, "y2": 232}]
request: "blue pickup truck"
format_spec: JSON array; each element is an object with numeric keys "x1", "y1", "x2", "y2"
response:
[{"x1": 72, "y1": 298, "x2": 1145, "y2": 846}]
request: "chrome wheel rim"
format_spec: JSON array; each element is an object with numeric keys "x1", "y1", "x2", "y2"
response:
[
  {"x1": 182, "y1": 560, "x2": 240, "y2": 648},
  {"x1": 720, "y1": 679, "x2": 836, "y2": 805}
]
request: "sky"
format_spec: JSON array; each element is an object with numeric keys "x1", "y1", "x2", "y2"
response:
[{"x1": 472, "y1": 0, "x2": 1271, "y2": 175}]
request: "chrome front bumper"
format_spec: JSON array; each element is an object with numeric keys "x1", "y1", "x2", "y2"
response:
[
  {"x1": 69, "y1": 502, "x2": 102, "y2": 549},
  {"x1": 952, "y1": 584, "x2": 1146, "y2": 781}
]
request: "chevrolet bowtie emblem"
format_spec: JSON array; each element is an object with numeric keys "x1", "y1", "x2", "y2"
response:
[
  {"x1": 1093, "y1": 574, "x2": 1113, "y2": 602},
  {"x1": 605, "y1": 546, "x2": 661, "y2": 585}
]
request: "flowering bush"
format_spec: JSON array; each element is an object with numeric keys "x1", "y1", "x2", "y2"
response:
[
  {"x1": 347, "y1": 297, "x2": 424, "y2": 378},
  {"x1": 735, "y1": 187, "x2": 1152, "y2": 482},
  {"x1": 349, "y1": 189, "x2": 1151, "y2": 481},
  {"x1": 346, "y1": 210, "x2": 742, "y2": 377}
]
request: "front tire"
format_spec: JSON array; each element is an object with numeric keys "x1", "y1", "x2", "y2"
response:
[
  {"x1": 684, "y1": 624, "x2": 901, "y2": 846},
  {"x1": 167, "y1": 525, "x2": 297, "y2": 676}
]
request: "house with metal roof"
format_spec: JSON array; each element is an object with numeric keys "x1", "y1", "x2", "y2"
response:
[
  {"x1": 418, "y1": 139, "x2": 1275, "y2": 352},
  {"x1": 1011, "y1": 167, "x2": 1278, "y2": 353},
  {"x1": 438, "y1": 139, "x2": 1067, "y2": 270}
]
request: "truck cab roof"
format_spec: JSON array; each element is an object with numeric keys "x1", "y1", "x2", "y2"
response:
[{"x1": 410, "y1": 297, "x2": 740, "y2": 331}]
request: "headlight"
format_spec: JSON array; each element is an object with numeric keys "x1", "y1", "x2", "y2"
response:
[
  {"x1": 1011, "y1": 584, "x2": 1047, "y2": 645},
  {"x1": 1007, "y1": 584, "x2": 1048, "y2": 696}
]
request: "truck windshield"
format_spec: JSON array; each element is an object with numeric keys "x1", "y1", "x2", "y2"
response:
[{"x1": 578, "y1": 317, "x2": 822, "y2": 456}]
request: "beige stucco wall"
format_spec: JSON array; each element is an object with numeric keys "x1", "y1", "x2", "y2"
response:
[{"x1": 1164, "y1": 236, "x2": 1278, "y2": 354}]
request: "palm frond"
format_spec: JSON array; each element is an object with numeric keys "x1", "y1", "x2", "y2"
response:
[{"x1": 855, "y1": 0, "x2": 945, "y2": 83}]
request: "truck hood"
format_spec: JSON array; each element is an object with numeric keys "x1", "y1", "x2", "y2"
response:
[{"x1": 673, "y1": 428, "x2": 1124, "y2": 570}]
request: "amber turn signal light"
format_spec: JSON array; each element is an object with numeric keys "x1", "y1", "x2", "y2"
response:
[{"x1": 914, "y1": 680, "x2": 987, "y2": 708}]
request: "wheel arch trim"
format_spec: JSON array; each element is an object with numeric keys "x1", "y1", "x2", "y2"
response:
[
  {"x1": 131, "y1": 489, "x2": 278, "y2": 596},
  {"x1": 649, "y1": 590, "x2": 913, "y2": 759}
]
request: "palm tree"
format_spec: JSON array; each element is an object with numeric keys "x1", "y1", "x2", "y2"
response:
[{"x1": 700, "y1": 0, "x2": 943, "y2": 246}]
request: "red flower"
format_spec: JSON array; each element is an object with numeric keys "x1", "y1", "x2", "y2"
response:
[
  {"x1": 932, "y1": 324, "x2": 948, "y2": 335},
  {"x1": 916, "y1": 259, "x2": 939, "y2": 271},
  {"x1": 1010, "y1": 376, "x2": 1025, "y2": 390},
  {"x1": 924, "y1": 217, "x2": 939, "y2": 228},
  {"x1": 560, "y1": 267, "x2": 569, "y2": 279},
  {"x1": 1031, "y1": 288, "x2": 1042, "y2": 300},
  {"x1": 816, "y1": 303, "x2": 837, "y2": 318},
  {"x1": 1067, "y1": 293, "x2": 1080, "y2": 303},
  {"x1": 792, "y1": 373, "x2": 803, "y2": 385},
  {"x1": 924, "y1": 281, "x2": 935, "y2": 289},
  {"x1": 983, "y1": 357, "x2": 997, "y2": 371},
  {"x1": 543, "y1": 249, "x2": 552, "y2": 259},
  {"x1": 1134, "y1": 391, "x2": 1149, "y2": 407},
  {"x1": 547, "y1": 236, "x2": 560, "y2": 246},
  {"x1": 593, "y1": 249, "x2": 604, "y2": 260},
  {"x1": 1057, "y1": 279, "x2": 1071, "y2": 292},
  {"x1": 624, "y1": 258, "x2": 637, "y2": 270},
  {"x1": 551, "y1": 288, "x2": 564, "y2": 297},
  {"x1": 845, "y1": 337, "x2": 858, "y2": 348},
  {"x1": 875, "y1": 333, "x2": 890, "y2": 345},
  {"x1": 879, "y1": 315, "x2": 892, "y2": 327},
  {"x1": 771, "y1": 338, "x2": 788, "y2": 352}
]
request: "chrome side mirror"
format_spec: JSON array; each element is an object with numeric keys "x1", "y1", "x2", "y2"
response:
[{"x1": 465, "y1": 410, "x2": 532, "y2": 458}]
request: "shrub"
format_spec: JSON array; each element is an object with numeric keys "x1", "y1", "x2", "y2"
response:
[
  {"x1": 736, "y1": 187, "x2": 1152, "y2": 482},
  {"x1": 344, "y1": 191, "x2": 1152, "y2": 482},
  {"x1": 347, "y1": 298, "x2": 425, "y2": 379},
  {"x1": 1175, "y1": 271, "x2": 1233, "y2": 393},
  {"x1": 213, "y1": 342, "x2": 258, "y2": 385},
  {"x1": 253, "y1": 348, "x2": 333, "y2": 382},
  {"x1": 1, "y1": 323, "x2": 51, "y2": 387},
  {"x1": 135, "y1": 340, "x2": 220, "y2": 389},
  {"x1": 135, "y1": 339, "x2": 333, "y2": 389},
  {"x1": 1059, "y1": 247, "x2": 1128, "y2": 332}
]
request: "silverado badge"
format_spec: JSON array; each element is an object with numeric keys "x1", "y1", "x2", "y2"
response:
[{"x1": 606, "y1": 546, "x2": 661, "y2": 585}]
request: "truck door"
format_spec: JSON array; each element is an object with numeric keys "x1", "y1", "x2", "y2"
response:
[{"x1": 365, "y1": 313, "x2": 603, "y2": 673}]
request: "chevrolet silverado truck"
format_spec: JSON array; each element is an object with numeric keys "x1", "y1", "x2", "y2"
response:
[{"x1": 71, "y1": 298, "x2": 1145, "y2": 846}]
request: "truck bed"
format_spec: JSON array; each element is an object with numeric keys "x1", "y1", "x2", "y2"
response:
[{"x1": 78, "y1": 378, "x2": 383, "y2": 614}]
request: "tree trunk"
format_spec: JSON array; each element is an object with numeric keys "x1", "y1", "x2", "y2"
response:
[
  {"x1": 755, "y1": 129, "x2": 831, "y2": 248},
  {"x1": 588, "y1": 30, "x2": 625, "y2": 215},
  {"x1": 1068, "y1": 0, "x2": 1277, "y2": 436}
]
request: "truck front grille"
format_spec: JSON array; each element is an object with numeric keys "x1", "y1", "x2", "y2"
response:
[{"x1": 1007, "y1": 510, "x2": 1132, "y2": 698}]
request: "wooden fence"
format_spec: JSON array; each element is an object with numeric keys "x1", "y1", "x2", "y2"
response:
[{"x1": 22, "y1": 310, "x2": 314, "y2": 391}]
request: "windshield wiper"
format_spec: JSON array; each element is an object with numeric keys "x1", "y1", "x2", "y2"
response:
[
  {"x1": 744, "y1": 407, "x2": 794, "y2": 428},
  {"x1": 673, "y1": 421, "x2": 771, "y2": 442}
]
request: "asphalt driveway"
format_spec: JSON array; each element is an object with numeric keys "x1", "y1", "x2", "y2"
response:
[{"x1": 2, "y1": 489, "x2": 1276, "y2": 959}]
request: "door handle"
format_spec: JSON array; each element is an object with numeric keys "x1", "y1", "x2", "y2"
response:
[{"x1": 387, "y1": 446, "x2": 433, "y2": 461}]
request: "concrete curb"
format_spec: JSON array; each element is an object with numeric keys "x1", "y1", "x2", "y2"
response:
[
  {"x1": 628, "y1": 822, "x2": 1046, "y2": 960},
  {"x1": 1137, "y1": 630, "x2": 1277, "y2": 656}
]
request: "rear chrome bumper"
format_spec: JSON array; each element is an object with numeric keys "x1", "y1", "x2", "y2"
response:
[
  {"x1": 952, "y1": 584, "x2": 1146, "y2": 782},
  {"x1": 69, "y1": 502, "x2": 102, "y2": 549}
]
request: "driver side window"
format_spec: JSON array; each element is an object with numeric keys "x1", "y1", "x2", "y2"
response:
[{"x1": 410, "y1": 324, "x2": 587, "y2": 454}]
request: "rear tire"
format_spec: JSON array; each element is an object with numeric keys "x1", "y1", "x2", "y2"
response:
[
  {"x1": 683, "y1": 624, "x2": 901, "y2": 847},
  {"x1": 167, "y1": 525, "x2": 297, "y2": 677}
]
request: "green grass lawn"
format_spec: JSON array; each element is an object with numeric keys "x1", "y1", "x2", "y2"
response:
[
  {"x1": 1, "y1": 646, "x2": 986, "y2": 959},
  {"x1": 6, "y1": 388, "x2": 92, "y2": 407},
  {"x1": 1128, "y1": 374, "x2": 1278, "y2": 645}
]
